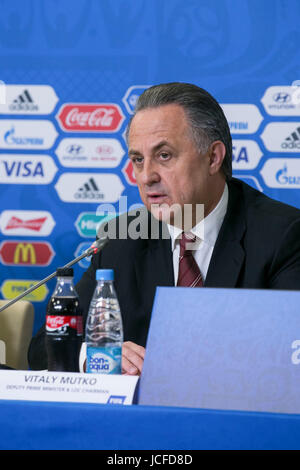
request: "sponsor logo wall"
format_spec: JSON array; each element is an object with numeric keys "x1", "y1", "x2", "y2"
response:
[
  {"x1": 0, "y1": 1, "x2": 299, "y2": 334},
  {"x1": 0, "y1": 83, "x2": 139, "y2": 331},
  {"x1": 1, "y1": 80, "x2": 299, "y2": 332}
]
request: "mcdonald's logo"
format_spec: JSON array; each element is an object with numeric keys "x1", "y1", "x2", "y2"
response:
[
  {"x1": 0, "y1": 241, "x2": 54, "y2": 266},
  {"x1": 14, "y1": 243, "x2": 36, "y2": 264}
]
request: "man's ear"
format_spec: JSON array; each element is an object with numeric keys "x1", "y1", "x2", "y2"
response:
[{"x1": 208, "y1": 141, "x2": 226, "y2": 175}]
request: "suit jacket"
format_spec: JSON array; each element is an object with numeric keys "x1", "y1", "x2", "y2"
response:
[{"x1": 28, "y1": 178, "x2": 300, "y2": 370}]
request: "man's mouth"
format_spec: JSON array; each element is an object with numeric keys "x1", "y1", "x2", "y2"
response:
[{"x1": 146, "y1": 193, "x2": 168, "y2": 204}]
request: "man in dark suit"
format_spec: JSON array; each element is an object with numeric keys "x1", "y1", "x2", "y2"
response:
[{"x1": 28, "y1": 83, "x2": 300, "y2": 373}]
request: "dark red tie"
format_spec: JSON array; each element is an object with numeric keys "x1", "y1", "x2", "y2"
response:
[{"x1": 177, "y1": 232, "x2": 203, "y2": 287}]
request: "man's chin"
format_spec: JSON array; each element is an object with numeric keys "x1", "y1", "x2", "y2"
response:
[
  {"x1": 147, "y1": 202, "x2": 203, "y2": 230},
  {"x1": 149, "y1": 203, "x2": 182, "y2": 227}
]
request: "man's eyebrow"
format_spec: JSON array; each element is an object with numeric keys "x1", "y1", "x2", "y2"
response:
[
  {"x1": 152, "y1": 140, "x2": 171, "y2": 151},
  {"x1": 128, "y1": 149, "x2": 141, "y2": 157},
  {"x1": 129, "y1": 140, "x2": 172, "y2": 156}
]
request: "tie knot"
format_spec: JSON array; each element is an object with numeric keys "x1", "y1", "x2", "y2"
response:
[{"x1": 179, "y1": 232, "x2": 196, "y2": 257}]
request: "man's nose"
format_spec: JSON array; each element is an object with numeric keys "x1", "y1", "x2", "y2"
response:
[{"x1": 140, "y1": 160, "x2": 160, "y2": 185}]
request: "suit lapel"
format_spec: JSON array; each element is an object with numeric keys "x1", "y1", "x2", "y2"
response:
[{"x1": 205, "y1": 180, "x2": 246, "y2": 287}]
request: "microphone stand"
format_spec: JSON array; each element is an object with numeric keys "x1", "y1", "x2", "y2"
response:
[{"x1": 0, "y1": 237, "x2": 109, "y2": 313}]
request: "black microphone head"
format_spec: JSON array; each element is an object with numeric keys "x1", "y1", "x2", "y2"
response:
[{"x1": 90, "y1": 236, "x2": 109, "y2": 254}]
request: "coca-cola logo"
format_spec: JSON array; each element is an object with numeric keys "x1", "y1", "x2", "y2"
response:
[
  {"x1": 46, "y1": 315, "x2": 82, "y2": 334},
  {"x1": 56, "y1": 103, "x2": 124, "y2": 132},
  {"x1": 46, "y1": 316, "x2": 68, "y2": 330}
]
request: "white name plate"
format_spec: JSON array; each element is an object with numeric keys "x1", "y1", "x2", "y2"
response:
[{"x1": 0, "y1": 370, "x2": 139, "y2": 405}]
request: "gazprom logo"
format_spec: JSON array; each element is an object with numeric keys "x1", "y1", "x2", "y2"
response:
[
  {"x1": 4, "y1": 126, "x2": 44, "y2": 146},
  {"x1": 275, "y1": 163, "x2": 300, "y2": 185},
  {"x1": 4, "y1": 126, "x2": 15, "y2": 144}
]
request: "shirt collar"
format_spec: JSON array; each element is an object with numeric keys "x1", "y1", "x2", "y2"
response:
[{"x1": 167, "y1": 183, "x2": 228, "y2": 251}]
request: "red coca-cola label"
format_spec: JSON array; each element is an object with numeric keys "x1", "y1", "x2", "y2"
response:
[
  {"x1": 46, "y1": 315, "x2": 82, "y2": 335},
  {"x1": 56, "y1": 103, "x2": 124, "y2": 132}
]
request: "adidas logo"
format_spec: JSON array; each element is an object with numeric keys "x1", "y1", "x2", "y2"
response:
[
  {"x1": 281, "y1": 127, "x2": 300, "y2": 149},
  {"x1": 74, "y1": 177, "x2": 104, "y2": 200},
  {"x1": 9, "y1": 89, "x2": 38, "y2": 112}
]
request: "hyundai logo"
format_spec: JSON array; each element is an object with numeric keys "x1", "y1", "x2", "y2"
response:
[
  {"x1": 272, "y1": 92, "x2": 291, "y2": 103},
  {"x1": 66, "y1": 144, "x2": 84, "y2": 155}
]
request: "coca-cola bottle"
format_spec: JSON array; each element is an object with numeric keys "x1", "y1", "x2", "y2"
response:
[{"x1": 45, "y1": 267, "x2": 82, "y2": 372}]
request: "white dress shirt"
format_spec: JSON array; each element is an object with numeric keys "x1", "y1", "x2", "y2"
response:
[{"x1": 167, "y1": 184, "x2": 228, "y2": 284}]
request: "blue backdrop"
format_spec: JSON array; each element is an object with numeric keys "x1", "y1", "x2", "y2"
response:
[{"x1": 0, "y1": 0, "x2": 300, "y2": 334}]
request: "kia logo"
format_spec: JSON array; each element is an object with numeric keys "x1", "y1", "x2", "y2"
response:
[{"x1": 272, "y1": 92, "x2": 291, "y2": 103}]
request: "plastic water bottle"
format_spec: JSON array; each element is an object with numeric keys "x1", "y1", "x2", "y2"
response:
[
  {"x1": 85, "y1": 269, "x2": 123, "y2": 374},
  {"x1": 45, "y1": 267, "x2": 82, "y2": 372}
]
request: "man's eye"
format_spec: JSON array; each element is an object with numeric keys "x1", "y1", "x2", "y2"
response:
[
  {"x1": 132, "y1": 156, "x2": 143, "y2": 164},
  {"x1": 160, "y1": 152, "x2": 170, "y2": 160}
]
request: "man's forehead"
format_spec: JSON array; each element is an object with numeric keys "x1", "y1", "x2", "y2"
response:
[{"x1": 128, "y1": 104, "x2": 189, "y2": 140}]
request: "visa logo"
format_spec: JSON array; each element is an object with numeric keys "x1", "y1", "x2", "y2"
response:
[{"x1": 2, "y1": 160, "x2": 44, "y2": 177}]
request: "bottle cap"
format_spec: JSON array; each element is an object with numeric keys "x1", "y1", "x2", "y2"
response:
[
  {"x1": 96, "y1": 269, "x2": 114, "y2": 281},
  {"x1": 56, "y1": 267, "x2": 74, "y2": 277}
]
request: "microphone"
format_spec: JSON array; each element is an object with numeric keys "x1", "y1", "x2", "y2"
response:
[{"x1": 0, "y1": 236, "x2": 109, "y2": 313}]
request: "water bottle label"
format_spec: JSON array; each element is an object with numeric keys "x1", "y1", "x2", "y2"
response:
[{"x1": 86, "y1": 346, "x2": 122, "y2": 374}]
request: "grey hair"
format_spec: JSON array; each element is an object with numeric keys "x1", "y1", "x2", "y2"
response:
[{"x1": 126, "y1": 82, "x2": 232, "y2": 180}]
